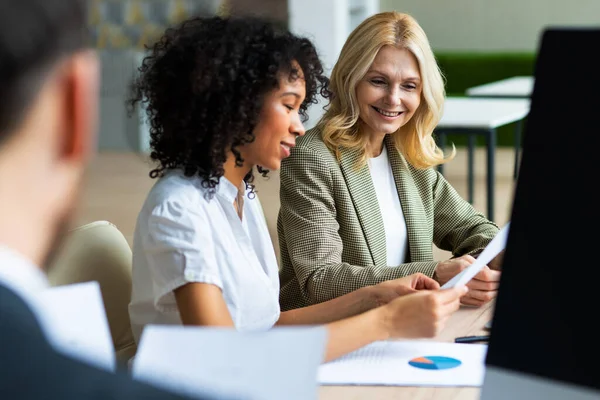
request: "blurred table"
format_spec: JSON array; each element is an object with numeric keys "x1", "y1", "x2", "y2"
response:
[
  {"x1": 434, "y1": 97, "x2": 530, "y2": 221},
  {"x1": 465, "y1": 76, "x2": 533, "y2": 184},
  {"x1": 465, "y1": 76, "x2": 534, "y2": 98},
  {"x1": 319, "y1": 301, "x2": 495, "y2": 400}
]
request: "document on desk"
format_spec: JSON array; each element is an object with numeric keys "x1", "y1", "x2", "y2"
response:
[
  {"x1": 441, "y1": 222, "x2": 510, "y2": 289},
  {"x1": 35, "y1": 281, "x2": 116, "y2": 372},
  {"x1": 319, "y1": 340, "x2": 487, "y2": 386},
  {"x1": 132, "y1": 325, "x2": 327, "y2": 400}
]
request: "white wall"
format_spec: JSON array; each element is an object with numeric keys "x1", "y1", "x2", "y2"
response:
[
  {"x1": 288, "y1": 0, "x2": 378, "y2": 129},
  {"x1": 380, "y1": 0, "x2": 600, "y2": 52}
]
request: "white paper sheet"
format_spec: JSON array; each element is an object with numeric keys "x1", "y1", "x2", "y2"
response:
[
  {"x1": 35, "y1": 281, "x2": 116, "y2": 372},
  {"x1": 441, "y1": 222, "x2": 510, "y2": 289},
  {"x1": 132, "y1": 325, "x2": 327, "y2": 400},
  {"x1": 319, "y1": 340, "x2": 487, "y2": 386}
]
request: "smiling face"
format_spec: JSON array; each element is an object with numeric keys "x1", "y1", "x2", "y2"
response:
[
  {"x1": 355, "y1": 45, "x2": 422, "y2": 139},
  {"x1": 242, "y1": 66, "x2": 307, "y2": 171}
]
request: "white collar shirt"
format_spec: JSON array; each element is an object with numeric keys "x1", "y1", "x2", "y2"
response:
[
  {"x1": 0, "y1": 245, "x2": 49, "y2": 313},
  {"x1": 0, "y1": 245, "x2": 66, "y2": 343},
  {"x1": 129, "y1": 170, "x2": 281, "y2": 343}
]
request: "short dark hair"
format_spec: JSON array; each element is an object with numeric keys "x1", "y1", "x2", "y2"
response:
[
  {"x1": 0, "y1": 0, "x2": 88, "y2": 140},
  {"x1": 128, "y1": 15, "x2": 329, "y2": 194}
]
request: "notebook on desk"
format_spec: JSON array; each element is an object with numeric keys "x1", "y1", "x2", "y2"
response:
[{"x1": 480, "y1": 27, "x2": 600, "y2": 400}]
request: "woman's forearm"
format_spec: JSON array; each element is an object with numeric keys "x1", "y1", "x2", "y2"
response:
[
  {"x1": 276, "y1": 286, "x2": 377, "y2": 326},
  {"x1": 322, "y1": 307, "x2": 389, "y2": 362}
]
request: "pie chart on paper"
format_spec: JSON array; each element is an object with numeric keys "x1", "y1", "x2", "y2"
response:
[{"x1": 408, "y1": 356, "x2": 462, "y2": 370}]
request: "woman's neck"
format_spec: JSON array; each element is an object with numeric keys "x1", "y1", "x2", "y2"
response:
[
  {"x1": 367, "y1": 132, "x2": 387, "y2": 158},
  {"x1": 360, "y1": 121, "x2": 387, "y2": 158},
  {"x1": 223, "y1": 152, "x2": 252, "y2": 188}
]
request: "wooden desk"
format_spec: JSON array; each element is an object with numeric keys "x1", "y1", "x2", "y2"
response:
[{"x1": 319, "y1": 301, "x2": 495, "y2": 400}]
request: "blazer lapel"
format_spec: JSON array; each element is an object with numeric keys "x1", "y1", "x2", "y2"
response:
[
  {"x1": 385, "y1": 136, "x2": 431, "y2": 263},
  {"x1": 339, "y1": 147, "x2": 387, "y2": 266}
]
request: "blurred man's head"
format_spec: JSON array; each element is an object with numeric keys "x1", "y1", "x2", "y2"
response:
[{"x1": 0, "y1": 0, "x2": 99, "y2": 268}]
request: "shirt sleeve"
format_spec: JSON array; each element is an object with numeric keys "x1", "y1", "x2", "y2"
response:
[
  {"x1": 430, "y1": 170, "x2": 499, "y2": 256},
  {"x1": 142, "y1": 197, "x2": 222, "y2": 313}
]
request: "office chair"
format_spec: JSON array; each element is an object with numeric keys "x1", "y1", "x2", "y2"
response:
[{"x1": 47, "y1": 220, "x2": 137, "y2": 366}]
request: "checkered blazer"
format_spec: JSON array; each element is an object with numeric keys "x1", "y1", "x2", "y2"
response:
[{"x1": 277, "y1": 127, "x2": 499, "y2": 311}]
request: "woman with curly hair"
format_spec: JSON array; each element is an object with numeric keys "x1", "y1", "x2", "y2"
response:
[
  {"x1": 278, "y1": 11, "x2": 503, "y2": 313},
  {"x1": 127, "y1": 15, "x2": 466, "y2": 362}
]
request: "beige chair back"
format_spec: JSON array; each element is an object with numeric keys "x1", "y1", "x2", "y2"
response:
[
  {"x1": 47, "y1": 220, "x2": 136, "y2": 365},
  {"x1": 254, "y1": 170, "x2": 282, "y2": 266}
]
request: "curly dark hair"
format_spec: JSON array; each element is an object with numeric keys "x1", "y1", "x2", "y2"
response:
[{"x1": 127, "y1": 15, "x2": 329, "y2": 194}]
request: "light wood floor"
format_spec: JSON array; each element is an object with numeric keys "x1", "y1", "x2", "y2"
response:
[{"x1": 74, "y1": 147, "x2": 517, "y2": 262}]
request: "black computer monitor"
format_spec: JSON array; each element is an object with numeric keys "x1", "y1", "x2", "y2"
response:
[{"x1": 480, "y1": 27, "x2": 600, "y2": 399}]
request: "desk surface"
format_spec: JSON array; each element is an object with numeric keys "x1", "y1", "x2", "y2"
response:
[
  {"x1": 319, "y1": 301, "x2": 494, "y2": 400},
  {"x1": 438, "y1": 97, "x2": 530, "y2": 129},
  {"x1": 465, "y1": 76, "x2": 534, "y2": 98}
]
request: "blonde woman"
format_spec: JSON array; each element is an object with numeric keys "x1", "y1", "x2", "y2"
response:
[{"x1": 278, "y1": 11, "x2": 503, "y2": 311}]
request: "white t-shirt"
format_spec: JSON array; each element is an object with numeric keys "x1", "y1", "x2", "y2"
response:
[
  {"x1": 129, "y1": 170, "x2": 281, "y2": 343},
  {"x1": 368, "y1": 146, "x2": 408, "y2": 266}
]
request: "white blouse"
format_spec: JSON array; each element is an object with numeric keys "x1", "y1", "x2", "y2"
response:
[
  {"x1": 368, "y1": 146, "x2": 409, "y2": 266},
  {"x1": 128, "y1": 170, "x2": 280, "y2": 343}
]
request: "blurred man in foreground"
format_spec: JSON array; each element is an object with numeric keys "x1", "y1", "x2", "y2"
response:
[{"x1": 0, "y1": 1, "x2": 228, "y2": 399}]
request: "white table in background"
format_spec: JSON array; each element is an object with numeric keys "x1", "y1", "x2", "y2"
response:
[
  {"x1": 465, "y1": 76, "x2": 534, "y2": 98},
  {"x1": 465, "y1": 76, "x2": 533, "y2": 180},
  {"x1": 435, "y1": 97, "x2": 530, "y2": 222}
]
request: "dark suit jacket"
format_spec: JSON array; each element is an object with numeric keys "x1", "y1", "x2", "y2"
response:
[{"x1": 0, "y1": 283, "x2": 227, "y2": 399}]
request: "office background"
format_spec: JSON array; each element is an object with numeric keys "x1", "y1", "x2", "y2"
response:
[
  {"x1": 381, "y1": 0, "x2": 600, "y2": 51},
  {"x1": 79, "y1": 0, "x2": 595, "y2": 255},
  {"x1": 91, "y1": 0, "x2": 598, "y2": 151}
]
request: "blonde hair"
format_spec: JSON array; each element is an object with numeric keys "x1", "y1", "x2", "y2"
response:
[{"x1": 319, "y1": 11, "x2": 454, "y2": 169}]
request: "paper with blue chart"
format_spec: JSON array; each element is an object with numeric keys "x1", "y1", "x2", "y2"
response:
[
  {"x1": 441, "y1": 222, "x2": 510, "y2": 289},
  {"x1": 318, "y1": 340, "x2": 487, "y2": 386}
]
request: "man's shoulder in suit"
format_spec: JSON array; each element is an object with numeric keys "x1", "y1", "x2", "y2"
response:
[{"x1": 0, "y1": 283, "x2": 229, "y2": 400}]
